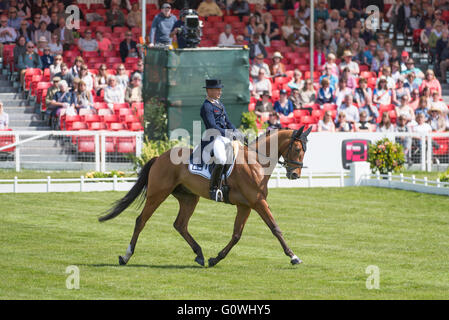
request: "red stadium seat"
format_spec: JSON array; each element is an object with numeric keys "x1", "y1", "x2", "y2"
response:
[
  {"x1": 116, "y1": 137, "x2": 136, "y2": 153},
  {"x1": 0, "y1": 131, "x2": 15, "y2": 152},
  {"x1": 77, "y1": 136, "x2": 95, "y2": 153}
]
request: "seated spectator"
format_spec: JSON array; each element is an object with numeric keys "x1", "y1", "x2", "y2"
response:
[
  {"x1": 49, "y1": 54, "x2": 63, "y2": 79},
  {"x1": 54, "y1": 63, "x2": 74, "y2": 89},
  {"x1": 378, "y1": 66, "x2": 395, "y2": 90},
  {"x1": 269, "y1": 51, "x2": 286, "y2": 79},
  {"x1": 125, "y1": 72, "x2": 143, "y2": 104},
  {"x1": 127, "y1": 2, "x2": 142, "y2": 29},
  {"x1": 34, "y1": 20, "x2": 50, "y2": 44},
  {"x1": 104, "y1": 75, "x2": 125, "y2": 110},
  {"x1": 7, "y1": 6, "x2": 22, "y2": 30},
  {"x1": 287, "y1": 69, "x2": 304, "y2": 90},
  {"x1": 49, "y1": 80, "x2": 76, "y2": 128},
  {"x1": 314, "y1": 43, "x2": 327, "y2": 69},
  {"x1": 287, "y1": 24, "x2": 306, "y2": 49},
  {"x1": 40, "y1": 47, "x2": 53, "y2": 69},
  {"x1": 75, "y1": 80, "x2": 94, "y2": 112},
  {"x1": 17, "y1": 0, "x2": 31, "y2": 21},
  {"x1": 335, "y1": 79, "x2": 353, "y2": 107},
  {"x1": 250, "y1": 53, "x2": 270, "y2": 79},
  {"x1": 340, "y1": 67, "x2": 357, "y2": 90},
  {"x1": 428, "y1": 106, "x2": 447, "y2": 132},
  {"x1": 78, "y1": 29, "x2": 98, "y2": 53},
  {"x1": 256, "y1": 23, "x2": 270, "y2": 47},
  {"x1": 274, "y1": 89, "x2": 294, "y2": 117},
  {"x1": 429, "y1": 21, "x2": 444, "y2": 61},
  {"x1": 106, "y1": 1, "x2": 126, "y2": 28},
  {"x1": 395, "y1": 95, "x2": 415, "y2": 123},
  {"x1": 17, "y1": 19, "x2": 31, "y2": 42},
  {"x1": 430, "y1": 91, "x2": 448, "y2": 114},
  {"x1": 317, "y1": 110, "x2": 336, "y2": 132},
  {"x1": 354, "y1": 111, "x2": 374, "y2": 132},
  {"x1": 251, "y1": 68, "x2": 272, "y2": 99},
  {"x1": 13, "y1": 36, "x2": 27, "y2": 67},
  {"x1": 402, "y1": 58, "x2": 425, "y2": 84},
  {"x1": 281, "y1": 15, "x2": 295, "y2": 41},
  {"x1": 371, "y1": 49, "x2": 389, "y2": 74},
  {"x1": 0, "y1": 15, "x2": 17, "y2": 56},
  {"x1": 96, "y1": 31, "x2": 113, "y2": 53},
  {"x1": 130, "y1": 59, "x2": 143, "y2": 81},
  {"x1": 338, "y1": 94, "x2": 359, "y2": 124},
  {"x1": 0, "y1": 101, "x2": 9, "y2": 130},
  {"x1": 254, "y1": 90, "x2": 273, "y2": 118},
  {"x1": 377, "y1": 112, "x2": 395, "y2": 132},
  {"x1": 230, "y1": 0, "x2": 250, "y2": 20},
  {"x1": 48, "y1": 33, "x2": 62, "y2": 56},
  {"x1": 373, "y1": 77, "x2": 393, "y2": 106},
  {"x1": 415, "y1": 96, "x2": 430, "y2": 120},
  {"x1": 79, "y1": 64, "x2": 94, "y2": 92},
  {"x1": 420, "y1": 69, "x2": 442, "y2": 98},
  {"x1": 391, "y1": 61, "x2": 401, "y2": 82},
  {"x1": 243, "y1": 15, "x2": 257, "y2": 42},
  {"x1": 197, "y1": 0, "x2": 223, "y2": 18},
  {"x1": 36, "y1": 36, "x2": 48, "y2": 55},
  {"x1": 120, "y1": 31, "x2": 139, "y2": 62},
  {"x1": 391, "y1": 76, "x2": 410, "y2": 106},
  {"x1": 288, "y1": 87, "x2": 301, "y2": 109},
  {"x1": 218, "y1": 24, "x2": 236, "y2": 46},
  {"x1": 409, "y1": 89, "x2": 420, "y2": 110},
  {"x1": 355, "y1": 78, "x2": 378, "y2": 123},
  {"x1": 17, "y1": 41, "x2": 42, "y2": 90},
  {"x1": 394, "y1": 114, "x2": 413, "y2": 162},
  {"x1": 45, "y1": 76, "x2": 60, "y2": 122},
  {"x1": 404, "y1": 72, "x2": 421, "y2": 92},
  {"x1": 27, "y1": 12, "x2": 41, "y2": 42},
  {"x1": 363, "y1": 40, "x2": 377, "y2": 66},
  {"x1": 47, "y1": 12, "x2": 59, "y2": 33},
  {"x1": 116, "y1": 64, "x2": 129, "y2": 89},
  {"x1": 314, "y1": 0, "x2": 330, "y2": 22},
  {"x1": 265, "y1": 112, "x2": 282, "y2": 131},
  {"x1": 299, "y1": 80, "x2": 316, "y2": 107},
  {"x1": 40, "y1": 6, "x2": 50, "y2": 24},
  {"x1": 335, "y1": 112, "x2": 353, "y2": 132},
  {"x1": 54, "y1": 17, "x2": 74, "y2": 50},
  {"x1": 317, "y1": 78, "x2": 335, "y2": 106},
  {"x1": 326, "y1": 9, "x2": 340, "y2": 36},
  {"x1": 69, "y1": 56, "x2": 84, "y2": 79},
  {"x1": 95, "y1": 64, "x2": 109, "y2": 96},
  {"x1": 339, "y1": 50, "x2": 359, "y2": 76},
  {"x1": 248, "y1": 33, "x2": 267, "y2": 61},
  {"x1": 413, "y1": 112, "x2": 432, "y2": 134},
  {"x1": 323, "y1": 53, "x2": 339, "y2": 78},
  {"x1": 262, "y1": 12, "x2": 281, "y2": 42},
  {"x1": 235, "y1": 34, "x2": 246, "y2": 46}
]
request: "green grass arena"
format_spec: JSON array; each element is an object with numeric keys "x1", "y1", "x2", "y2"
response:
[{"x1": 1, "y1": 187, "x2": 448, "y2": 299}]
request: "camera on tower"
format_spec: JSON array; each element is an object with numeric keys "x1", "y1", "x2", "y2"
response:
[{"x1": 179, "y1": 9, "x2": 203, "y2": 48}]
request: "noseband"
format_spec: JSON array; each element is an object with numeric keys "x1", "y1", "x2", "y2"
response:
[{"x1": 278, "y1": 130, "x2": 308, "y2": 172}]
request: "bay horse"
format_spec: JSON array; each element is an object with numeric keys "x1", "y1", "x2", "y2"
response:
[{"x1": 99, "y1": 126, "x2": 312, "y2": 267}]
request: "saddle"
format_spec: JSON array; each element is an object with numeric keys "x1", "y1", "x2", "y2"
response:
[{"x1": 188, "y1": 140, "x2": 240, "y2": 180}]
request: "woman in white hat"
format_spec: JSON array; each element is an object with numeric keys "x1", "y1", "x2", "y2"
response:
[
  {"x1": 339, "y1": 50, "x2": 359, "y2": 77},
  {"x1": 428, "y1": 105, "x2": 447, "y2": 132},
  {"x1": 269, "y1": 51, "x2": 286, "y2": 79},
  {"x1": 323, "y1": 53, "x2": 339, "y2": 77}
]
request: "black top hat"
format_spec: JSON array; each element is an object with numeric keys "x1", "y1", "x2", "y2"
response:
[{"x1": 204, "y1": 79, "x2": 224, "y2": 89}]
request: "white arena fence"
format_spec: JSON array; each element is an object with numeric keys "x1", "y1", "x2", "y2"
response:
[
  {"x1": 0, "y1": 131, "x2": 448, "y2": 173},
  {"x1": 0, "y1": 163, "x2": 448, "y2": 196}
]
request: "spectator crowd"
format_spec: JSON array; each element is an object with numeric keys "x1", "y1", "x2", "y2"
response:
[{"x1": 0, "y1": 0, "x2": 448, "y2": 136}]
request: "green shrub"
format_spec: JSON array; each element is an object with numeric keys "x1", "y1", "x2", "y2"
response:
[
  {"x1": 368, "y1": 138, "x2": 405, "y2": 174},
  {"x1": 438, "y1": 168, "x2": 449, "y2": 184},
  {"x1": 85, "y1": 170, "x2": 126, "y2": 179}
]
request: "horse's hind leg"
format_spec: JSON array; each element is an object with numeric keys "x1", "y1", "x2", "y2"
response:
[
  {"x1": 119, "y1": 190, "x2": 171, "y2": 265},
  {"x1": 173, "y1": 193, "x2": 204, "y2": 266},
  {"x1": 208, "y1": 205, "x2": 251, "y2": 267}
]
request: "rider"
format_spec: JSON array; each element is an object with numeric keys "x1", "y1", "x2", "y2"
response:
[{"x1": 200, "y1": 79, "x2": 243, "y2": 202}]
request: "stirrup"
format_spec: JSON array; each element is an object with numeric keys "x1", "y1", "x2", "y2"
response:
[{"x1": 210, "y1": 188, "x2": 224, "y2": 202}]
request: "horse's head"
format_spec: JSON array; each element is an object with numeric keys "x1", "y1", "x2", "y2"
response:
[{"x1": 280, "y1": 126, "x2": 312, "y2": 180}]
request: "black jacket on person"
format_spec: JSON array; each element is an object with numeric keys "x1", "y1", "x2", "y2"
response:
[
  {"x1": 119, "y1": 39, "x2": 138, "y2": 62},
  {"x1": 249, "y1": 42, "x2": 267, "y2": 61}
]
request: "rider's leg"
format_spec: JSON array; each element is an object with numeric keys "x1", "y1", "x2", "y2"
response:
[{"x1": 210, "y1": 136, "x2": 229, "y2": 202}]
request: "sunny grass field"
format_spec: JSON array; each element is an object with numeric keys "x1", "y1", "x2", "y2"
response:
[{"x1": 0, "y1": 187, "x2": 448, "y2": 300}]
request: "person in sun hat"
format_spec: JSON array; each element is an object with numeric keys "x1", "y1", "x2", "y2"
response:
[
  {"x1": 270, "y1": 51, "x2": 286, "y2": 78},
  {"x1": 200, "y1": 79, "x2": 244, "y2": 202},
  {"x1": 339, "y1": 49, "x2": 359, "y2": 76}
]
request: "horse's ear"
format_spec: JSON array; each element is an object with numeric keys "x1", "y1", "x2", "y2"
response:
[
  {"x1": 304, "y1": 126, "x2": 312, "y2": 136},
  {"x1": 297, "y1": 126, "x2": 305, "y2": 136}
]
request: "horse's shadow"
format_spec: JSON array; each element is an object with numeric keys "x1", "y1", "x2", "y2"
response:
[{"x1": 80, "y1": 263, "x2": 203, "y2": 270}]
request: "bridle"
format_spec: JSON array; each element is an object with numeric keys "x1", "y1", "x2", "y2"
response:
[{"x1": 278, "y1": 129, "x2": 308, "y2": 172}]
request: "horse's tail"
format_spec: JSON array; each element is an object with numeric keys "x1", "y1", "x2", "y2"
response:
[{"x1": 98, "y1": 157, "x2": 158, "y2": 222}]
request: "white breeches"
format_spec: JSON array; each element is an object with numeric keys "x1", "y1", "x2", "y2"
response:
[{"x1": 202, "y1": 135, "x2": 231, "y2": 165}]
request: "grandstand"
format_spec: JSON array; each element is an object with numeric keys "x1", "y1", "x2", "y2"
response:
[{"x1": 0, "y1": 0, "x2": 449, "y2": 170}]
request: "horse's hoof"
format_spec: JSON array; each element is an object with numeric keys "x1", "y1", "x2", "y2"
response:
[
  {"x1": 208, "y1": 258, "x2": 218, "y2": 267},
  {"x1": 118, "y1": 256, "x2": 127, "y2": 265},
  {"x1": 195, "y1": 256, "x2": 205, "y2": 267},
  {"x1": 291, "y1": 256, "x2": 302, "y2": 265}
]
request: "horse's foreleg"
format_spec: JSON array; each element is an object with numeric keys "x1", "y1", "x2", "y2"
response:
[
  {"x1": 119, "y1": 190, "x2": 171, "y2": 265},
  {"x1": 254, "y1": 200, "x2": 302, "y2": 265},
  {"x1": 173, "y1": 194, "x2": 205, "y2": 266},
  {"x1": 208, "y1": 205, "x2": 251, "y2": 267}
]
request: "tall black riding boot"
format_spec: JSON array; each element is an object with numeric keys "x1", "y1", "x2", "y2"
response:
[{"x1": 209, "y1": 164, "x2": 225, "y2": 202}]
